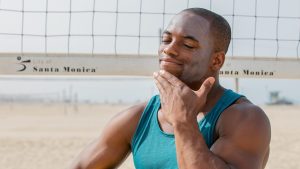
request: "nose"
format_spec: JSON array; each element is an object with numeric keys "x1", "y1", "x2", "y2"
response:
[{"x1": 162, "y1": 42, "x2": 179, "y2": 57}]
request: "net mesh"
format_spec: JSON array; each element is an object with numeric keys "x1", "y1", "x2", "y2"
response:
[{"x1": 0, "y1": 0, "x2": 299, "y2": 57}]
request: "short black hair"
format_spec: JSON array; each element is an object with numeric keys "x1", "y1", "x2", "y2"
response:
[{"x1": 182, "y1": 8, "x2": 231, "y2": 54}]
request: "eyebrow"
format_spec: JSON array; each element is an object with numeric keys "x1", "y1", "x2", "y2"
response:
[{"x1": 162, "y1": 30, "x2": 199, "y2": 43}]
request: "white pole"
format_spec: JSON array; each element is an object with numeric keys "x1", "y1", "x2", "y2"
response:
[{"x1": 235, "y1": 78, "x2": 239, "y2": 93}]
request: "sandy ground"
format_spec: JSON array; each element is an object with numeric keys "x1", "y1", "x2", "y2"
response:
[{"x1": 0, "y1": 102, "x2": 299, "y2": 169}]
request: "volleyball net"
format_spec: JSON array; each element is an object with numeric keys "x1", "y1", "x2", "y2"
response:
[{"x1": 0, "y1": 0, "x2": 299, "y2": 78}]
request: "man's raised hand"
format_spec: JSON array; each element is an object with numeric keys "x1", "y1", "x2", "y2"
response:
[{"x1": 153, "y1": 70, "x2": 215, "y2": 126}]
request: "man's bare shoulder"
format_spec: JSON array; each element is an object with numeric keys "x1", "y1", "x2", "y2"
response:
[
  {"x1": 211, "y1": 97, "x2": 271, "y2": 168},
  {"x1": 222, "y1": 97, "x2": 269, "y2": 126},
  {"x1": 217, "y1": 97, "x2": 271, "y2": 150},
  {"x1": 110, "y1": 102, "x2": 147, "y2": 123},
  {"x1": 105, "y1": 102, "x2": 148, "y2": 144},
  {"x1": 68, "y1": 102, "x2": 148, "y2": 169}
]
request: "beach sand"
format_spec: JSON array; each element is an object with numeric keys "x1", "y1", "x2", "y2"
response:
[{"x1": 0, "y1": 103, "x2": 299, "y2": 169}]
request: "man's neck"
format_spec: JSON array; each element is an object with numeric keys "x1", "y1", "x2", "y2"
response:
[{"x1": 202, "y1": 81, "x2": 225, "y2": 113}]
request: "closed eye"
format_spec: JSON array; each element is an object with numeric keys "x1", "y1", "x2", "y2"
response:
[
  {"x1": 161, "y1": 39, "x2": 171, "y2": 44},
  {"x1": 184, "y1": 44, "x2": 195, "y2": 49}
]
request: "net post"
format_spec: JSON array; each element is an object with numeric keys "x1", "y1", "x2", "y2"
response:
[{"x1": 235, "y1": 77, "x2": 239, "y2": 93}]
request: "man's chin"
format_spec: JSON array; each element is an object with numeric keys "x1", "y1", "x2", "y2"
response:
[{"x1": 160, "y1": 68, "x2": 182, "y2": 78}]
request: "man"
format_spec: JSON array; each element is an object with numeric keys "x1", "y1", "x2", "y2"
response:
[{"x1": 70, "y1": 8, "x2": 271, "y2": 169}]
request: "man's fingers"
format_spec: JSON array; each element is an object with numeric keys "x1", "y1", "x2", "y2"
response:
[
  {"x1": 153, "y1": 72, "x2": 166, "y2": 96},
  {"x1": 153, "y1": 72, "x2": 164, "y2": 94},
  {"x1": 196, "y1": 77, "x2": 215, "y2": 97},
  {"x1": 154, "y1": 71, "x2": 172, "y2": 92},
  {"x1": 159, "y1": 70, "x2": 184, "y2": 87}
]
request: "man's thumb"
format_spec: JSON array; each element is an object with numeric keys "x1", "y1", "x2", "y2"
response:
[{"x1": 196, "y1": 77, "x2": 215, "y2": 97}]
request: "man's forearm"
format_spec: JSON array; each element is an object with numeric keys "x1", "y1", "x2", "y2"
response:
[{"x1": 173, "y1": 120, "x2": 231, "y2": 169}]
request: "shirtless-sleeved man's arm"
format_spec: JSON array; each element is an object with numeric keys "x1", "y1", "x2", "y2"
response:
[{"x1": 69, "y1": 103, "x2": 146, "y2": 169}]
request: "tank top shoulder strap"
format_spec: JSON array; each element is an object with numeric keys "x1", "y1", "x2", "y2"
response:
[
  {"x1": 131, "y1": 95, "x2": 160, "y2": 154},
  {"x1": 199, "y1": 89, "x2": 243, "y2": 148}
]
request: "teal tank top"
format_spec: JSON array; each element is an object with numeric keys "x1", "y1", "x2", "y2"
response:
[{"x1": 131, "y1": 89, "x2": 242, "y2": 169}]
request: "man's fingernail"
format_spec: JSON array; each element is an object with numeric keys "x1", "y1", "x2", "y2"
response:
[
  {"x1": 210, "y1": 77, "x2": 215, "y2": 84},
  {"x1": 159, "y1": 70, "x2": 165, "y2": 74},
  {"x1": 153, "y1": 72, "x2": 157, "y2": 77}
]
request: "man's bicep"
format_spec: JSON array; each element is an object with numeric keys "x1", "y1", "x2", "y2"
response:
[
  {"x1": 74, "y1": 119, "x2": 131, "y2": 169},
  {"x1": 210, "y1": 106, "x2": 271, "y2": 169},
  {"x1": 73, "y1": 135, "x2": 129, "y2": 169},
  {"x1": 70, "y1": 103, "x2": 146, "y2": 169},
  {"x1": 210, "y1": 136, "x2": 262, "y2": 169}
]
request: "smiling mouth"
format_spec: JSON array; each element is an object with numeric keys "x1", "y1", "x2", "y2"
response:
[
  {"x1": 160, "y1": 61, "x2": 182, "y2": 67},
  {"x1": 159, "y1": 58, "x2": 183, "y2": 66}
]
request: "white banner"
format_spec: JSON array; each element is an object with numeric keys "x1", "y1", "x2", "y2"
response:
[
  {"x1": 221, "y1": 57, "x2": 300, "y2": 79},
  {"x1": 0, "y1": 54, "x2": 299, "y2": 79}
]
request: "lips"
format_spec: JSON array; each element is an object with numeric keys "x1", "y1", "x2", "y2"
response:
[{"x1": 159, "y1": 58, "x2": 183, "y2": 66}]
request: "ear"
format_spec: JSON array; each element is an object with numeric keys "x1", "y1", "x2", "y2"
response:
[{"x1": 210, "y1": 51, "x2": 225, "y2": 71}]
